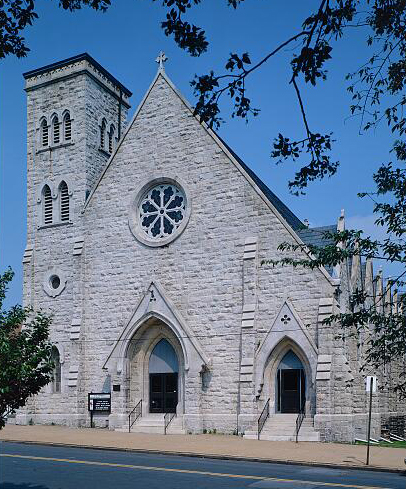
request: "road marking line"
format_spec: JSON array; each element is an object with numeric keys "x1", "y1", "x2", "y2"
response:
[{"x1": 0, "y1": 453, "x2": 390, "y2": 488}]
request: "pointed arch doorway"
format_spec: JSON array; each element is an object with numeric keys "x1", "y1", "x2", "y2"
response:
[
  {"x1": 276, "y1": 350, "x2": 305, "y2": 413},
  {"x1": 149, "y1": 338, "x2": 179, "y2": 413}
]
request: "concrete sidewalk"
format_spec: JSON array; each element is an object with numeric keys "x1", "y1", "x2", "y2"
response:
[{"x1": 1, "y1": 425, "x2": 405, "y2": 471}]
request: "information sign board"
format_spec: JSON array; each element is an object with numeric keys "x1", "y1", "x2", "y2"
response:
[{"x1": 88, "y1": 393, "x2": 111, "y2": 413}]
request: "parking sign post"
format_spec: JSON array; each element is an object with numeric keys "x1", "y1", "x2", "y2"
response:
[{"x1": 365, "y1": 376, "x2": 377, "y2": 465}]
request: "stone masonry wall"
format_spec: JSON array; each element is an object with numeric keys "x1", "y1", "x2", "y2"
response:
[
  {"x1": 81, "y1": 73, "x2": 334, "y2": 433},
  {"x1": 21, "y1": 63, "x2": 404, "y2": 441}
]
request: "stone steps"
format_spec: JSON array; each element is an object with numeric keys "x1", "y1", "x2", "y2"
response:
[
  {"x1": 117, "y1": 414, "x2": 186, "y2": 434},
  {"x1": 243, "y1": 430, "x2": 259, "y2": 440},
  {"x1": 244, "y1": 414, "x2": 320, "y2": 442}
]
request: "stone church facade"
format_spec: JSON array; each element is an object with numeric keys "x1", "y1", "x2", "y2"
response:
[{"x1": 17, "y1": 53, "x2": 405, "y2": 442}]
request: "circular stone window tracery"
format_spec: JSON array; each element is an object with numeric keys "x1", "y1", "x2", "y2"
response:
[
  {"x1": 140, "y1": 184, "x2": 186, "y2": 239},
  {"x1": 129, "y1": 178, "x2": 191, "y2": 247}
]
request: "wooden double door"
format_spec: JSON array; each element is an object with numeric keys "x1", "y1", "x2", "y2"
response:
[
  {"x1": 149, "y1": 373, "x2": 178, "y2": 413},
  {"x1": 277, "y1": 368, "x2": 305, "y2": 413}
]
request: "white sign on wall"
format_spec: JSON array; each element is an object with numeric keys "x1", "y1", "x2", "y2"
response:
[{"x1": 365, "y1": 376, "x2": 377, "y2": 393}]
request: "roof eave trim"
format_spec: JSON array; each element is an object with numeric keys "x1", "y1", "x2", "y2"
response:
[{"x1": 23, "y1": 52, "x2": 132, "y2": 97}]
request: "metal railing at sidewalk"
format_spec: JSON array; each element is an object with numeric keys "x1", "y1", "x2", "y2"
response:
[
  {"x1": 128, "y1": 399, "x2": 142, "y2": 433},
  {"x1": 257, "y1": 398, "x2": 270, "y2": 440},
  {"x1": 295, "y1": 399, "x2": 306, "y2": 443},
  {"x1": 164, "y1": 408, "x2": 177, "y2": 435}
]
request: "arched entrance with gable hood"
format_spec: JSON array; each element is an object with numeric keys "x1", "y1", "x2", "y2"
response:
[
  {"x1": 126, "y1": 315, "x2": 185, "y2": 416},
  {"x1": 260, "y1": 337, "x2": 315, "y2": 415},
  {"x1": 103, "y1": 282, "x2": 211, "y2": 428}
]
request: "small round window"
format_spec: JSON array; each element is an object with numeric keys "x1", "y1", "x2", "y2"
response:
[
  {"x1": 43, "y1": 270, "x2": 67, "y2": 298},
  {"x1": 50, "y1": 275, "x2": 61, "y2": 290},
  {"x1": 139, "y1": 184, "x2": 186, "y2": 240}
]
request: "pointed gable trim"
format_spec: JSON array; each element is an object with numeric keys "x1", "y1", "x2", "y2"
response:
[
  {"x1": 102, "y1": 280, "x2": 210, "y2": 374},
  {"x1": 256, "y1": 299, "x2": 318, "y2": 359}
]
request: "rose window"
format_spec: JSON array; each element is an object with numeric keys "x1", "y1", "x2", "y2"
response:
[{"x1": 139, "y1": 184, "x2": 186, "y2": 239}]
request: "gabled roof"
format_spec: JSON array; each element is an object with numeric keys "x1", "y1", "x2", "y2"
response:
[
  {"x1": 82, "y1": 66, "x2": 338, "y2": 285},
  {"x1": 219, "y1": 139, "x2": 338, "y2": 276},
  {"x1": 296, "y1": 225, "x2": 337, "y2": 248},
  {"x1": 217, "y1": 136, "x2": 303, "y2": 231}
]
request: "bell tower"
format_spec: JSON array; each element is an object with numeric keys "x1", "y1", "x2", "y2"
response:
[
  {"x1": 24, "y1": 53, "x2": 132, "y2": 247},
  {"x1": 19, "y1": 54, "x2": 131, "y2": 425}
]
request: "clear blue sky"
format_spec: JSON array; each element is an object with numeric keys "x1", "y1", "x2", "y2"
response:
[{"x1": 0, "y1": 1, "x2": 396, "y2": 307}]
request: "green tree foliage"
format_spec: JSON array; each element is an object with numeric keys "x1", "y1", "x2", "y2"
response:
[{"x1": 0, "y1": 269, "x2": 54, "y2": 428}]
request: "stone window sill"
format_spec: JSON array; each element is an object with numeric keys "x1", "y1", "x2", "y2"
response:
[
  {"x1": 37, "y1": 141, "x2": 75, "y2": 154},
  {"x1": 38, "y1": 221, "x2": 73, "y2": 230},
  {"x1": 98, "y1": 148, "x2": 111, "y2": 157}
]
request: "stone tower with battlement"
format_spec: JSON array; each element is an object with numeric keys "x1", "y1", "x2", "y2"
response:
[
  {"x1": 21, "y1": 54, "x2": 131, "y2": 424},
  {"x1": 24, "y1": 53, "x2": 131, "y2": 244}
]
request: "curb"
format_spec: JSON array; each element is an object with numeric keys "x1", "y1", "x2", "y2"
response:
[{"x1": 1, "y1": 438, "x2": 405, "y2": 474}]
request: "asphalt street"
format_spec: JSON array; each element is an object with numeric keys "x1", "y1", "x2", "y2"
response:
[{"x1": 0, "y1": 441, "x2": 405, "y2": 489}]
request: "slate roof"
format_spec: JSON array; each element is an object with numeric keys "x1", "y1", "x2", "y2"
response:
[
  {"x1": 218, "y1": 135, "x2": 338, "y2": 275},
  {"x1": 296, "y1": 225, "x2": 337, "y2": 276},
  {"x1": 296, "y1": 225, "x2": 337, "y2": 249},
  {"x1": 217, "y1": 136, "x2": 304, "y2": 231}
]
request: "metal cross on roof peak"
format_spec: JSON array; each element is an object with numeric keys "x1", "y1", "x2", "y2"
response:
[{"x1": 155, "y1": 51, "x2": 168, "y2": 70}]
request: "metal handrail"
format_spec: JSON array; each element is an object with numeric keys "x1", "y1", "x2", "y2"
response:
[
  {"x1": 257, "y1": 398, "x2": 270, "y2": 440},
  {"x1": 128, "y1": 399, "x2": 142, "y2": 433},
  {"x1": 295, "y1": 398, "x2": 306, "y2": 443},
  {"x1": 164, "y1": 409, "x2": 176, "y2": 435}
]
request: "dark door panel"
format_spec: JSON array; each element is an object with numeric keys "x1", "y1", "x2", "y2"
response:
[
  {"x1": 149, "y1": 373, "x2": 164, "y2": 413},
  {"x1": 149, "y1": 373, "x2": 178, "y2": 413},
  {"x1": 164, "y1": 373, "x2": 178, "y2": 413},
  {"x1": 281, "y1": 369, "x2": 301, "y2": 413}
]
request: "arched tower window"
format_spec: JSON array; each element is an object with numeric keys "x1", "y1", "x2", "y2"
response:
[
  {"x1": 41, "y1": 119, "x2": 48, "y2": 147},
  {"x1": 100, "y1": 119, "x2": 107, "y2": 150},
  {"x1": 43, "y1": 185, "x2": 53, "y2": 225},
  {"x1": 52, "y1": 115, "x2": 60, "y2": 145},
  {"x1": 63, "y1": 112, "x2": 72, "y2": 141},
  {"x1": 59, "y1": 181, "x2": 69, "y2": 222},
  {"x1": 108, "y1": 124, "x2": 115, "y2": 154},
  {"x1": 51, "y1": 346, "x2": 61, "y2": 393}
]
